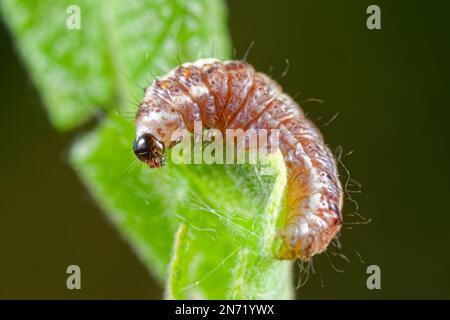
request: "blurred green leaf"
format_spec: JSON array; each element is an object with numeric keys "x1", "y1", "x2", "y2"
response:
[
  {"x1": 0, "y1": 0, "x2": 230, "y2": 130},
  {"x1": 71, "y1": 115, "x2": 293, "y2": 299}
]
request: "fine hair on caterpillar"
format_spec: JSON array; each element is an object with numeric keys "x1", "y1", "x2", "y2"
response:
[
  {"x1": 334, "y1": 145, "x2": 369, "y2": 227},
  {"x1": 134, "y1": 58, "x2": 345, "y2": 261},
  {"x1": 289, "y1": 146, "x2": 367, "y2": 287},
  {"x1": 295, "y1": 234, "x2": 366, "y2": 288}
]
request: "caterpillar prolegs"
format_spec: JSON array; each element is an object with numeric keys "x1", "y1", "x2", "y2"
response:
[{"x1": 133, "y1": 59, "x2": 343, "y2": 261}]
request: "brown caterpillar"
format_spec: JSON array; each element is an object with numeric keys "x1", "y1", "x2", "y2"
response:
[{"x1": 133, "y1": 59, "x2": 343, "y2": 261}]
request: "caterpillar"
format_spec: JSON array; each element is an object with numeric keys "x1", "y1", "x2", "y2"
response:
[{"x1": 133, "y1": 59, "x2": 343, "y2": 261}]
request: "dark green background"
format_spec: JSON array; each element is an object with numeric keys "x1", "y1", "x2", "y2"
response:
[{"x1": 1, "y1": 0, "x2": 449, "y2": 299}]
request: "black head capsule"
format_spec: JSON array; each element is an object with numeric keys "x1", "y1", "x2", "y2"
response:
[{"x1": 133, "y1": 133, "x2": 166, "y2": 168}]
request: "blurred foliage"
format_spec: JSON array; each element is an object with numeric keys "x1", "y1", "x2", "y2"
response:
[
  {"x1": 0, "y1": 0, "x2": 230, "y2": 130},
  {"x1": 1, "y1": 0, "x2": 293, "y2": 299}
]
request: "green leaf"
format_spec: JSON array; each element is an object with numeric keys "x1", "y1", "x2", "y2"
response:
[
  {"x1": 165, "y1": 223, "x2": 190, "y2": 300},
  {"x1": 3, "y1": 0, "x2": 295, "y2": 299},
  {"x1": 0, "y1": 0, "x2": 230, "y2": 130},
  {"x1": 71, "y1": 115, "x2": 293, "y2": 299}
]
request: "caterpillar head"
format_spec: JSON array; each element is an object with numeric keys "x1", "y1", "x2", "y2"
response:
[{"x1": 133, "y1": 133, "x2": 166, "y2": 168}]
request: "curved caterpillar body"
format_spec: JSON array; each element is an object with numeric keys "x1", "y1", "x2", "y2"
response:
[{"x1": 134, "y1": 59, "x2": 343, "y2": 261}]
